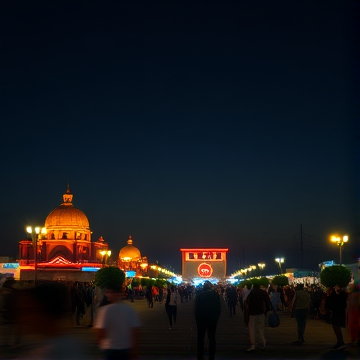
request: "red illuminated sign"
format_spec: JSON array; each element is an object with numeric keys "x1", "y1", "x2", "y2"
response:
[{"x1": 197, "y1": 263, "x2": 213, "y2": 278}]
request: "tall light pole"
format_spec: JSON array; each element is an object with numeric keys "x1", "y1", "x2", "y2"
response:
[
  {"x1": 258, "y1": 263, "x2": 265, "y2": 276},
  {"x1": 275, "y1": 258, "x2": 284, "y2": 274},
  {"x1": 26, "y1": 226, "x2": 41, "y2": 284},
  {"x1": 331, "y1": 235, "x2": 348, "y2": 265}
]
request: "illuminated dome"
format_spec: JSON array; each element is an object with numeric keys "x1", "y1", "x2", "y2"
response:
[
  {"x1": 119, "y1": 235, "x2": 141, "y2": 261},
  {"x1": 45, "y1": 186, "x2": 90, "y2": 230},
  {"x1": 18, "y1": 185, "x2": 106, "y2": 269}
]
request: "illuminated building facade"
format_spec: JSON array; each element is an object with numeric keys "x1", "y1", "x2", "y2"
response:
[
  {"x1": 180, "y1": 248, "x2": 228, "y2": 280},
  {"x1": 118, "y1": 235, "x2": 148, "y2": 277},
  {"x1": 18, "y1": 186, "x2": 108, "y2": 280}
]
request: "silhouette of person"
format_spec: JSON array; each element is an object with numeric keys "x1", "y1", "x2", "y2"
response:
[
  {"x1": 145, "y1": 285, "x2": 153, "y2": 308},
  {"x1": 346, "y1": 280, "x2": 360, "y2": 345},
  {"x1": 246, "y1": 281, "x2": 271, "y2": 351},
  {"x1": 194, "y1": 281, "x2": 221, "y2": 360},
  {"x1": 165, "y1": 285, "x2": 179, "y2": 330},
  {"x1": 291, "y1": 284, "x2": 311, "y2": 346},
  {"x1": 326, "y1": 284, "x2": 348, "y2": 350},
  {"x1": 226, "y1": 285, "x2": 238, "y2": 317}
]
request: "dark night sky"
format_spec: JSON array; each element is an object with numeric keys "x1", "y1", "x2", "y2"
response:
[{"x1": 1, "y1": 0, "x2": 359, "y2": 275}]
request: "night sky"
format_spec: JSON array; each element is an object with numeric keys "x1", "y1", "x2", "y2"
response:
[{"x1": 1, "y1": 0, "x2": 359, "y2": 275}]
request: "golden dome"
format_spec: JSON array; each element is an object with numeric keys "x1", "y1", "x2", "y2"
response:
[
  {"x1": 45, "y1": 186, "x2": 90, "y2": 230},
  {"x1": 119, "y1": 235, "x2": 141, "y2": 261}
]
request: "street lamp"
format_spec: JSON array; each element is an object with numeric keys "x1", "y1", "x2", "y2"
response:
[
  {"x1": 100, "y1": 250, "x2": 112, "y2": 267},
  {"x1": 140, "y1": 261, "x2": 148, "y2": 273},
  {"x1": 331, "y1": 235, "x2": 348, "y2": 265},
  {"x1": 106, "y1": 250, "x2": 111, "y2": 264},
  {"x1": 258, "y1": 263, "x2": 265, "y2": 275},
  {"x1": 275, "y1": 258, "x2": 284, "y2": 274},
  {"x1": 26, "y1": 226, "x2": 41, "y2": 284}
]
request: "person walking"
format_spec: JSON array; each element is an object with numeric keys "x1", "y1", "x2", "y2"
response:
[
  {"x1": 194, "y1": 281, "x2": 221, "y2": 360},
  {"x1": 145, "y1": 285, "x2": 153, "y2": 308},
  {"x1": 152, "y1": 286, "x2": 159, "y2": 303},
  {"x1": 241, "y1": 283, "x2": 252, "y2": 308},
  {"x1": 165, "y1": 285, "x2": 178, "y2": 330},
  {"x1": 241, "y1": 283, "x2": 252, "y2": 332},
  {"x1": 245, "y1": 281, "x2": 272, "y2": 352},
  {"x1": 278, "y1": 286, "x2": 286, "y2": 311},
  {"x1": 291, "y1": 284, "x2": 311, "y2": 346},
  {"x1": 269, "y1": 286, "x2": 281, "y2": 311},
  {"x1": 158, "y1": 286, "x2": 164, "y2": 303},
  {"x1": 347, "y1": 280, "x2": 360, "y2": 345},
  {"x1": 93, "y1": 270, "x2": 141, "y2": 360},
  {"x1": 326, "y1": 284, "x2": 348, "y2": 350},
  {"x1": 226, "y1": 285, "x2": 238, "y2": 317}
]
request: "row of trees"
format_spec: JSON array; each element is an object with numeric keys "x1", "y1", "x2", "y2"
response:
[
  {"x1": 239, "y1": 265, "x2": 352, "y2": 289},
  {"x1": 93, "y1": 265, "x2": 352, "y2": 291},
  {"x1": 94, "y1": 266, "x2": 170, "y2": 290}
]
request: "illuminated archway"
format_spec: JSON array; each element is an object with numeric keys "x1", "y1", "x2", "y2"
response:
[{"x1": 48, "y1": 245, "x2": 73, "y2": 262}]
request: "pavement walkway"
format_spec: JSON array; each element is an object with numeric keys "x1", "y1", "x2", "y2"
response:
[{"x1": 1, "y1": 296, "x2": 359, "y2": 359}]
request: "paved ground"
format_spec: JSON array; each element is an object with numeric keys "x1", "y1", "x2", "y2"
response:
[{"x1": 1, "y1": 296, "x2": 359, "y2": 359}]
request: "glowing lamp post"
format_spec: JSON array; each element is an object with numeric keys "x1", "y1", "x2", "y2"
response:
[
  {"x1": 258, "y1": 263, "x2": 265, "y2": 275},
  {"x1": 100, "y1": 250, "x2": 112, "y2": 267},
  {"x1": 331, "y1": 235, "x2": 348, "y2": 265},
  {"x1": 140, "y1": 262, "x2": 148, "y2": 274},
  {"x1": 275, "y1": 258, "x2": 284, "y2": 274},
  {"x1": 26, "y1": 226, "x2": 41, "y2": 284},
  {"x1": 106, "y1": 250, "x2": 112, "y2": 265}
]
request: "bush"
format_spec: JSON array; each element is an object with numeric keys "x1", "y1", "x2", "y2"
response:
[
  {"x1": 240, "y1": 279, "x2": 252, "y2": 288},
  {"x1": 320, "y1": 265, "x2": 351, "y2": 288},
  {"x1": 154, "y1": 278, "x2": 167, "y2": 288},
  {"x1": 94, "y1": 267, "x2": 125, "y2": 291},
  {"x1": 258, "y1": 277, "x2": 270, "y2": 288},
  {"x1": 271, "y1": 275, "x2": 289, "y2": 287},
  {"x1": 141, "y1": 278, "x2": 153, "y2": 287},
  {"x1": 131, "y1": 278, "x2": 140, "y2": 288},
  {"x1": 240, "y1": 277, "x2": 269, "y2": 288}
]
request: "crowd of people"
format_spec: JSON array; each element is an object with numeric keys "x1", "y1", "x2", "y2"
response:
[
  {"x1": 1, "y1": 276, "x2": 359, "y2": 359},
  {"x1": 139, "y1": 279, "x2": 360, "y2": 358}
]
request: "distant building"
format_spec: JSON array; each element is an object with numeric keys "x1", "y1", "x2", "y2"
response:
[
  {"x1": 18, "y1": 186, "x2": 109, "y2": 281},
  {"x1": 180, "y1": 248, "x2": 228, "y2": 282},
  {"x1": 118, "y1": 235, "x2": 148, "y2": 277}
]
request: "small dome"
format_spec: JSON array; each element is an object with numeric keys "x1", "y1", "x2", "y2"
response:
[{"x1": 119, "y1": 236, "x2": 141, "y2": 261}]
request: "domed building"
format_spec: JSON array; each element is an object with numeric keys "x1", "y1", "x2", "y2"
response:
[
  {"x1": 118, "y1": 235, "x2": 148, "y2": 276},
  {"x1": 19, "y1": 186, "x2": 109, "y2": 279}
]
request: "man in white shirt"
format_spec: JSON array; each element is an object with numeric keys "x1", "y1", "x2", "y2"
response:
[{"x1": 93, "y1": 286, "x2": 141, "y2": 360}]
